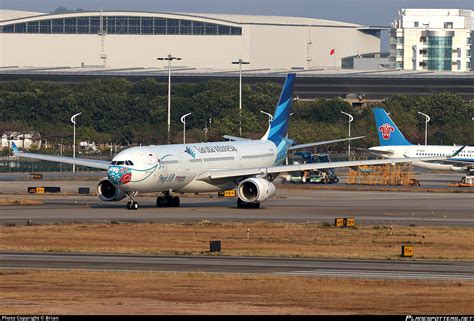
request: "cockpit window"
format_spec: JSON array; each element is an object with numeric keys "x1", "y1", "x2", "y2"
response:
[{"x1": 111, "y1": 160, "x2": 133, "y2": 166}]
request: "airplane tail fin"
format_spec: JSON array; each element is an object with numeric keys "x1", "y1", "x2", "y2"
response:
[
  {"x1": 372, "y1": 108, "x2": 412, "y2": 146},
  {"x1": 264, "y1": 73, "x2": 296, "y2": 144},
  {"x1": 11, "y1": 142, "x2": 20, "y2": 154},
  {"x1": 263, "y1": 73, "x2": 296, "y2": 164}
]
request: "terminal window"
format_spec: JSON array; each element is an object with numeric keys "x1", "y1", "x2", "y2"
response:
[{"x1": 0, "y1": 16, "x2": 242, "y2": 36}]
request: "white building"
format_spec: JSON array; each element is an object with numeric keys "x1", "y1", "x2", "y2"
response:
[
  {"x1": 0, "y1": 10, "x2": 382, "y2": 70},
  {"x1": 390, "y1": 8, "x2": 472, "y2": 72},
  {"x1": 1, "y1": 131, "x2": 42, "y2": 150}
]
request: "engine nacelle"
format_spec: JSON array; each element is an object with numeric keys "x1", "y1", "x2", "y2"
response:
[
  {"x1": 97, "y1": 178, "x2": 127, "y2": 202},
  {"x1": 237, "y1": 177, "x2": 276, "y2": 203},
  {"x1": 413, "y1": 161, "x2": 463, "y2": 172}
]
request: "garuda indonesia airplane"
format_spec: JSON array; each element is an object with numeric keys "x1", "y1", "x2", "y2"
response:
[
  {"x1": 369, "y1": 108, "x2": 473, "y2": 174},
  {"x1": 12, "y1": 74, "x2": 454, "y2": 210}
]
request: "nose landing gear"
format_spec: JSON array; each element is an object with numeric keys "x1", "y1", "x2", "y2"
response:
[
  {"x1": 127, "y1": 200, "x2": 139, "y2": 210},
  {"x1": 126, "y1": 191, "x2": 139, "y2": 210},
  {"x1": 156, "y1": 192, "x2": 180, "y2": 208}
]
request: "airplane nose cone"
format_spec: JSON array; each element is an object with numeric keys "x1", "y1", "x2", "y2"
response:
[{"x1": 107, "y1": 166, "x2": 132, "y2": 185}]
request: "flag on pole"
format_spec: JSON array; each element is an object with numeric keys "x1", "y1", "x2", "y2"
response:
[{"x1": 330, "y1": 48, "x2": 335, "y2": 55}]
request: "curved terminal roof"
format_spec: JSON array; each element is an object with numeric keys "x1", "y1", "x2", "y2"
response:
[
  {"x1": 0, "y1": 9, "x2": 44, "y2": 21},
  {"x1": 0, "y1": 9, "x2": 364, "y2": 28}
]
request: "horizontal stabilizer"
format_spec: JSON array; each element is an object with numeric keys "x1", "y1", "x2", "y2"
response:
[
  {"x1": 358, "y1": 148, "x2": 393, "y2": 156},
  {"x1": 223, "y1": 135, "x2": 249, "y2": 141},
  {"x1": 288, "y1": 136, "x2": 365, "y2": 151}
]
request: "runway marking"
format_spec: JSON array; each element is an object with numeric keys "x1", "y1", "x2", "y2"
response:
[
  {"x1": 1, "y1": 266, "x2": 472, "y2": 281},
  {"x1": 273, "y1": 269, "x2": 474, "y2": 281}
]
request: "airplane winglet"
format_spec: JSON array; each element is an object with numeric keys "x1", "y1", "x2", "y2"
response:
[
  {"x1": 450, "y1": 145, "x2": 466, "y2": 158},
  {"x1": 11, "y1": 142, "x2": 20, "y2": 154}
]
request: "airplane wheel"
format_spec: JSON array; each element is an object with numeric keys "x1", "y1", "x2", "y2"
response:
[
  {"x1": 237, "y1": 199, "x2": 260, "y2": 209},
  {"x1": 127, "y1": 201, "x2": 139, "y2": 210},
  {"x1": 164, "y1": 195, "x2": 174, "y2": 207},
  {"x1": 132, "y1": 201, "x2": 139, "y2": 210},
  {"x1": 172, "y1": 196, "x2": 180, "y2": 207},
  {"x1": 156, "y1": 196, "x2": 165, "y2": 207}
]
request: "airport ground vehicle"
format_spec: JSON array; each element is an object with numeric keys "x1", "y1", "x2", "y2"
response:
[
  {"x1": 309, "y1": 170, "x2": 339, "y2": 184},
  {"x1": 286, "y1": 170, "x2": 339, "y2": 184},
  {"x1": 457, "y1": 176, "x2": 473, "y2": 187}
]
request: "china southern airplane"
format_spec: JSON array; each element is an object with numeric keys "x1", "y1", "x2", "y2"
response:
[
  {"x1": 11, "y1": 74, "x2": 453, "y2": 210},
  {"x1": 369, "y1": 108, "x2": 473, "y2": 174}
]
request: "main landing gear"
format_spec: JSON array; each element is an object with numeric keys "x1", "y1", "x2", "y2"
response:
[
  {"x1": 156, "y1": 192, "x2": 180, "y2": 208},
  {"x1": 126, "y1": 191, "x2": 181, "y2": 210},
  {"x1": 237, "y1": 198, "x2": 260, "y2": 209},
  {"x1": 126, "y1": 191, "x2": 139, "y2": 210}
]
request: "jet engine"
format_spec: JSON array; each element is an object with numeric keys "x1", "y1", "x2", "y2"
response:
[
  {"x1": 237, "y1": 177, "x2": 276, "y2": 203},
  {"x1": 97, "y1": 178, "x2": 127, "y2": 201},
  {"x1": 413, "y1": 161, "x2": 463, "y2": 172}
]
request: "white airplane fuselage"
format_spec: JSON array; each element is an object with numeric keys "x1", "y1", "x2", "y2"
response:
[
  {"x1": 108, "y1": 140, "x2": 279, "y2": 193},
  {"x1": 369, "y1": 145, "x2": 474, "y2": 172}
]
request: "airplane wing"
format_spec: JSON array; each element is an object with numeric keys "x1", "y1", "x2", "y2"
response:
[
  {"x1": 197, "y1": 156, "x2": 449, "y2": 181},
  {"x1": 11, "y1": 143, "x2": 110, "y2": 170},
  {"x1": 288, "y1": 136, "x2": 365, "y2": 151},
  {"x1": 223, "y1": 135, "x2": 250, "y2": 141}
]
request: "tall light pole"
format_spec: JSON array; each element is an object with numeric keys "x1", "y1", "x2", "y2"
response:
[
  {"x1": 232, "y1": 58, "x2": 250, "y2": 136},
  {"x1": 180, "y1": 113, "x2": 192, "y2": 144},
  {"x1": 70, "y1": 112, "x2": 82, "y2": 173},
  {"x1": 158, "y1": 54, "x2": 182, "y2": 144},
  {"x1": 417, "y1": 111, "x2": 430, "y2": 145},
  {"x1": 341, "y1": 111, "x2": 353, "y2": 157},
  {"x1": 260, "y1": 110, "x2": 273, "y2": 130}
]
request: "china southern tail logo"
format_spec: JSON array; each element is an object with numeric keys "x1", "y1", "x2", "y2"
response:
[{"x1": 379, "y1": 123, "x2": 395, "y2": 140}]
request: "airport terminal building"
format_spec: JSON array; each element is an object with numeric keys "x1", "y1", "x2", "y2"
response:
[{"x1": 0, "y1": 10, "x2": 382, "y2": 70}]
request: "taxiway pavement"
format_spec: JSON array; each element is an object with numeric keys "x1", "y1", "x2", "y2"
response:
[
  {"x1": 0, "y1": 252, "x2": 472, "y2": 281},
  {"x1": 0, "y1": 188, "x2": 472, "y2": 226}
]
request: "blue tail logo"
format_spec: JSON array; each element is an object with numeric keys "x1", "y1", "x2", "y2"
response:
[
  {"x1": 372, "y1": 108, "x2": 412, "y2": 146},
  {"x1": 266, "y1": 73, "x2": 296, "y2": 164},
  {"x1": 11, "y1": 142, "x2": 20, "y2": 154}
]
